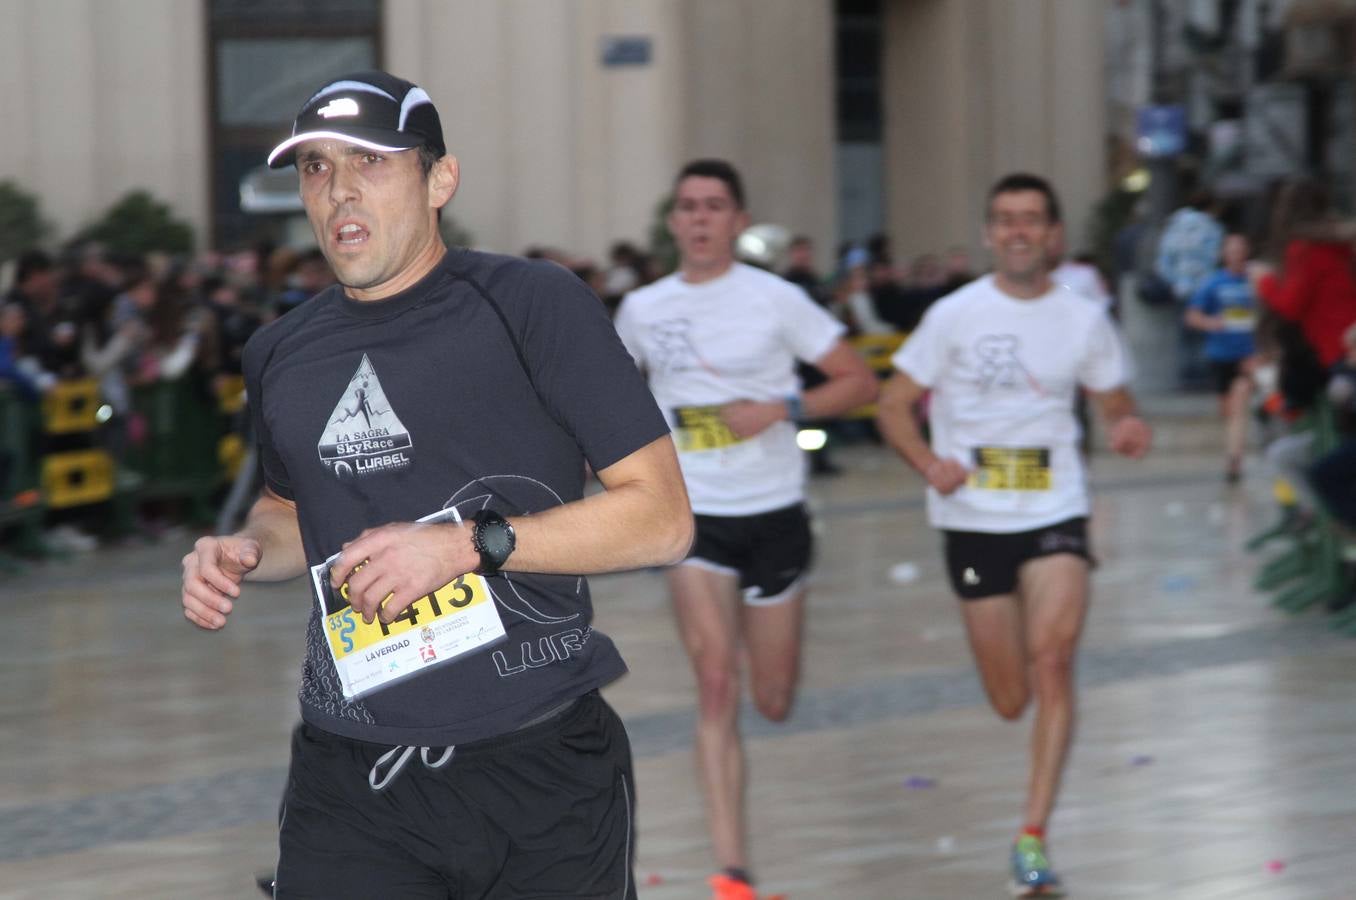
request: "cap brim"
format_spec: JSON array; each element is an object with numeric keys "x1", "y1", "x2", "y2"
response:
[{"x1": 267, "y1": 128, "x2": 423, "y2": 169}]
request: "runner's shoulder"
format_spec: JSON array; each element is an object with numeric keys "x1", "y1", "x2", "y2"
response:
[
  {"x1": 1047, "y1": 280, "x2": 1105, "y2": 311},
  {"x1": 734, "y1": 260, "x2": 797, "y2": 290},
  {"x1": 917, "y1": 276, "x2": 992, "y2": 326},
  {"x1": 731, "y1": 262, "x2": 823, "y2": 308},
  {"x1": 242, "y1": 284, "x2": 341, "y2": 376},
  {"x1": 617, "y1": 270, "x2": 685, "y2": 315},
  {"x1": 442, "y1": 248, "x2": 592, "y2": 309},
  {"x1": 617, "y1": 263, "x2": 807, "y2": 319}
]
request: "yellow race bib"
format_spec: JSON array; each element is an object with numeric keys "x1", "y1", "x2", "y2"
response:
[
  {"x1": 1221, "y1": 306, "x2": 1256, "y2": 332},
  {"x1": 673, "y1": 405, "x2": 743, "y2": 452},
  {"x1": 968, "y1": 446, "x2": 1052, "y2": 491},
  {"x1": 322, "y1": 570, "x2": 491, "y2": 660},
  {"x1": 310, "y1": 506, "x2": 508, "y2": 699}
]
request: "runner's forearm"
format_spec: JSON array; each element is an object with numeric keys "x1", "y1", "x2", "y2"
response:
[
  {"x1": 800, "y1": 372, "x2": 877, "y2": 419},
  {"x1": 1183, "y1": 308, "x2": 1219, "y2": 332},
  {"x1": 799, "y1": 341, "x2": 878, "y2": 419},
  {"x1": 504, "y1": 436, "x2": 692, "y2": 575},
  {"x1": 876, "y1": 373, "x2": 937, "y2": 473},
  {"x1": 240, "y1": 490, "x2": 308, "y2": 581}
]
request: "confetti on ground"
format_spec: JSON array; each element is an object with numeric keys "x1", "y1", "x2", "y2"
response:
[
  {"x1": 1265, "y1": 860, "x2": 1286, "y2": 874},
  {"x1": 904, "y1": 776, "x2": 937, "y2": 789},
  {"x1": 644, "y1": 873, "x2": 663, "y2": 886},
  {"x1": 889, "y1": 561, "x2": 920, "y2": 584},
  {"x1": 936, "y1": 835, "x2": 956, "y2": 852},
  {"x1": 1130, "y1": 754, "x2": 1155, "y2": 767}
]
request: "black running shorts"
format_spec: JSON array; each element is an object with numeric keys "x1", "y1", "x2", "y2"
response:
[
  {"x1": 1208, "y1": 359, "x2": 1243, "y2": 395},
  {"x1": 942, "y1": 517, "x2": 1091, "y2": 600},
  {"x1": 685, "y1": 503, "x2": 813, "y2": 605},
  {"x1": 274, "y1": 692, "x2": 636, "y2": 899}
]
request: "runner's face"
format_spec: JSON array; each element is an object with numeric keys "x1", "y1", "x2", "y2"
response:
[
  {"x1": 985, "y1": 190, "x2": 1060, "y2": 282},
  {"x1": 296, "y1": 139, "x2": 443, "y2": 299},
  {"x1": 1221, "y1": 234, "x2": 1249, "y2": 271},
  {"x1": 668, "y1": 176, "x2": 748, "y2": 277}
]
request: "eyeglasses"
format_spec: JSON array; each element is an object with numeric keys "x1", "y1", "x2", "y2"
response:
[{"x1": 989, "y1": 213, "x2": 1051, "y2": 228}]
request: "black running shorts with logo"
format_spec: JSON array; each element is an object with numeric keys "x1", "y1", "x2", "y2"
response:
[
  {"x1": 684, "y1": 502, "x2": 813, "y2": 605},
  {"x1": 942, "y1": 517, "x2": 1092, "y2": 600},
  {"x1": 274, "y1": 691, "x2": 636, "y2": 900}
]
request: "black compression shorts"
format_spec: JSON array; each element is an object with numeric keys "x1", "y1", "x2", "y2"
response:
[
  {"x1": 942, "y1": 517, "x2": 1091, "y2": 600},
  {"x1": 685, "y1": 503, "x2": 813, "y2": 605}
]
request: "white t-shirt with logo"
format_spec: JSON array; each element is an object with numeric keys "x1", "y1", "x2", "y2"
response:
[
  {"x1": 891, "y1": 275, "x2": 1131, "y2": 533},
  {"x1": 615, "y1": 263, "x2": 846, "y2": 516}
]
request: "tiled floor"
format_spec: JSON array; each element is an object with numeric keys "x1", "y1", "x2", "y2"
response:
[{"x1": 1, "y1": 444, "x2": 1352, "y2": 899}]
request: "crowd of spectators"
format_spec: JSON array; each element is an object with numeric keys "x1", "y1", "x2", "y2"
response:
[
  {"x1": 1, "y1": 242, "x2": 340, "y2": 404},
  {"x1": 1249, "y1": 179, "x2": 1356, "y2": 545},
  {"x1": 7, "y1": 170, "x2": 1353, "y2": 561},
  {"x1": 0, "y1": 241, "x2": 337, "y2": 547},
  {"x1": 515, "y1": 231, "x2": 979, "y2": 338},
  {"x1": 1150, "y1": 175, "x2": 1356, "y2": 609},
  {"x1": 1, "y1": 225, "x2": 980, "y2": 548}
]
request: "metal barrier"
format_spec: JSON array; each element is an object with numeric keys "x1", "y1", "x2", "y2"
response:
[
  {"x1": 0, "y1": 373, "x2": 243, "y2": 555},
  {"x1": 123, "y1": 377, "x2": 228, "y2": 524}
]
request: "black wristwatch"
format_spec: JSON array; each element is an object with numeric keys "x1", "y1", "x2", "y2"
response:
[{"x1": 470, "y1": 509, "x2": 516, "y2": 576}]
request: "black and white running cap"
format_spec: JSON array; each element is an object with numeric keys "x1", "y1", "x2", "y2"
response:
[{"x1": 267, "y1": 70, "x2": 445, "y2": 169}]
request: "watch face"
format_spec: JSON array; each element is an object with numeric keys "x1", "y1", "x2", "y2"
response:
[{"x1": 482, "y1": 522, "x2": 513, "y2": 558}]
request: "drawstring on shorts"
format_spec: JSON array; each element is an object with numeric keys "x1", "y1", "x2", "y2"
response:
[{"x1": 368, "y1": 745, "x2": 456, "y2": 791}]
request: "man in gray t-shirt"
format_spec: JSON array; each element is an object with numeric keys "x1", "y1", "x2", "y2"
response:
[{"x1": 180, "y1": 70, "x2": 692, "y2": 899}]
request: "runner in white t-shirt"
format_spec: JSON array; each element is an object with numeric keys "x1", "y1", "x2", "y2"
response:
[
  {"x1": 615, "y1": 159, "x2": 876, "y2": 900},
  {"x1": 876, "y1": 173, "x2": 1152, "y2": 898}
]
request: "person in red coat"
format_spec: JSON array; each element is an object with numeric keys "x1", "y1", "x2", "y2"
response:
[{"x1": 1254, "y1": 179, "x2": 1356, "y2": 367}]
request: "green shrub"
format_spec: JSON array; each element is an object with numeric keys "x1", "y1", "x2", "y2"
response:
[
  {"x1": 647, "y1": 193, "x2": 677, "y2": 276},
  {"x1": 76, "y1": 191, "x2": 194, "y2": 257},
  {"x1": 0, "y1": 181, "x2": 51, "y2": 263}
]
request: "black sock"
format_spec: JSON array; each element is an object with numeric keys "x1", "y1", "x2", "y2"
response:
[{"x1": 723, "y1": 867, "x2": 754, "y2": 885}]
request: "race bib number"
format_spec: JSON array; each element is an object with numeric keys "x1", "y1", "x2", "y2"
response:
[
  {"x1": 968, "y1": 446, "x2": 1052, "y2": 491},
  {"x1": 310, "y1": 507, "x2": 506, "y2": 700},
  {"x1": 673, "y1": 405, "x2": 743, "y2": 452},
  {"x1": 1221, "y1": 306, "x2": 1256, "y2": 332}
]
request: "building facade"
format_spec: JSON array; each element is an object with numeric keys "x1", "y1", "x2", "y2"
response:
[{"x1": 0, "y1": 0, "x2": 1110, "y2": 269}]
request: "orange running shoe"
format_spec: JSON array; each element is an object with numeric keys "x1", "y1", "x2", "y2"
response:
[{"x1": 708, "y1": 873, "x2": 758, "y2": 900}]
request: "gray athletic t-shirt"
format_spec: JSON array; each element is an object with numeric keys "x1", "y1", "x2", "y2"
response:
[{"x1": 242, "y1": 248, "x2": 670, "y2": 746}]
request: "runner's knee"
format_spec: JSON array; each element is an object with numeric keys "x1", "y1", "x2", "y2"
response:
[
  {"x1": 693, "y1": 656, "x2": 739, "y2": 719},
  {"x1": 752, "y1": 675, "x2": 796, "y2": 722},
  {"x1": 1029, "y1": 648, "x2": 1075, "y2": 693},
  {"x1": 989, "y1": 684, "x2": 1030, "y2": 721}
]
